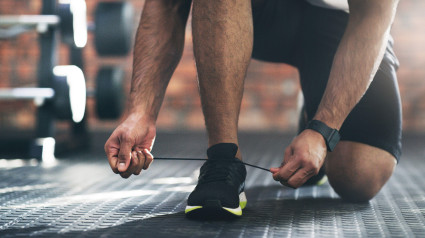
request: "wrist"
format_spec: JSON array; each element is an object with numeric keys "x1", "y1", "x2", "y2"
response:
[
  {"x1": 125, "y1": 110, "x2": 156, "y2": 125},
  {"x1": 305, "y1": 120, "x2": 340, "y2": 152},
  {"x1": 312, "y1": 113, "x2": 341, "y2": 130},
  {"x1": 127, "y1": 99, "x2": 158, "y2": 123},
  {"x1": 303, "y1": 129, "x2": 327, "y2": 149},
  {"x1": 128, "y1": 88, "x2": 163, "y2": 122}
]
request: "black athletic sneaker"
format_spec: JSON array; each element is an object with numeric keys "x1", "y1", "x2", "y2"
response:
[{"x1": 185, "y1": 143, "x2": 247, "y2": 219}]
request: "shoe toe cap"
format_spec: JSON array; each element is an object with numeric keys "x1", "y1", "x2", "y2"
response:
[{"x1": 188, "y1": 183, "x2": 240, "y2": 208}]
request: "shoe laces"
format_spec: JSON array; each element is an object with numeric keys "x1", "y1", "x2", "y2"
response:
[{"x1": 198, "y1": 159, "x2": 243, "y2": 185}]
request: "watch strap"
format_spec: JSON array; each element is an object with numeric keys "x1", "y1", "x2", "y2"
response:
[{"x1": 306, "y1": 120, "x2": 341, "y2": 152}]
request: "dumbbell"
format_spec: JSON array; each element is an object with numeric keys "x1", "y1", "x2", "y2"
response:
[
  {"x1": 57, "y1": 0, "x2": 135, "y2": 55},
  {"x1": 0, "y1": 65, "x2": 86, "y2": 123},
  {"x1": 94, "y1": 1, "x2": 135, "y2": 56},
  {"x1": 57, "y1": 0, "x2": 88, "y2": 48},
  {"x1": 0, "y1": 0, "x2": 88, "y2": 48},
  {"x1": 0, "y1": 1, "x2": 134, "y2": 56},
  {"x1": 0, "y1": 65, "x2": 126, "y2": 121},
  {"x1": 94, "y1": 66, "x2": 125, "y2": 119}
]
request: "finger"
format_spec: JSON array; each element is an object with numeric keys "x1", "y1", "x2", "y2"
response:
[
  {"x1": 286, "y1": 168, "x2": 315, "y2": 188},
  {"x1": 270, "y1": 167, "x2": 279, "y2": 173},
  {"x1": 134, "y1": 150, "x2": 146, "y2": 175},
  {"x1": 272, "y1": 159, "x2": 299, "y2": 182},
  {"x1": 105, "y1": 139, "x2": 120, "y2": 174},
  {"x1": 117, "y1": 138, "x2": 133, "y2": 173},
  {"x1": 283, "y1": 146, "x2": 292, "y2": 164},
  {"x1": 109, "y1": 156, "x2": 119, "y2": 174},
  {"x1": 270, "y1": 147, "x2": 293, "y2": 176},
  {"x1": 142, "y1": 149, "x2": 153, "y2": 170},
  {"x1": 127, "y1": 151, "x2": 141, "y2": 174},
  {"x1": 120, "y1": 152, "x2": 139, "y2": 178}
]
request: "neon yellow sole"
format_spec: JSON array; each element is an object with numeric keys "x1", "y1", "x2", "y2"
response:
[{"x1": 185, "y1": 192, "x2": 247, "y2": 216}]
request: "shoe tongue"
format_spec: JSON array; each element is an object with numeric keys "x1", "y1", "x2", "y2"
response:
[{"x1": 207, "y1": 143, "x2": 238, "y2": 160}]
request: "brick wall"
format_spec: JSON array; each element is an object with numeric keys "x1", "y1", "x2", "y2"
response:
[
  {"x1": 392, "y1": 0, "x2": 425, "y2": 132},
  {"x1": 0, "y1": 0, "x2": 424, "y2": 133}
]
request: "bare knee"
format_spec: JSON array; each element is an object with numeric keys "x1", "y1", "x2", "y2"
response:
[
  {"x1": 328, "y1": 177, "x2": 381, "y2": 203},
  {"x1": 325, "y1": 141, "x2": 397, "y2": 203}
]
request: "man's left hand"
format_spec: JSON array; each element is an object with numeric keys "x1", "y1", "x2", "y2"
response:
[{"x1": 270, "y1": 129, "x2": 328, "y2": 188}]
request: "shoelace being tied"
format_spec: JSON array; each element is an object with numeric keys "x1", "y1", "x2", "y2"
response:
[
  {"x1": 154, "y1": 157, "x2": 270, "y2": 172},
  {"x1": 198, "y1": 160, "x2": 242, "y2": 185}
]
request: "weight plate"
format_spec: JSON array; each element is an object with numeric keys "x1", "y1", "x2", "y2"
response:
[
  {"x1": 58, "y1": 0, "x2": 87, "y2": 48},
  {"x1": 58, "y1": 3, "x2": 73, "y2": 45},
  {"x1": 95, "y1": 66, "x2": 125, "y2": 119},
  {"x1": 94, "y1": 1, "x2": 134, "y2": 56},
  {"x1": 53, "y1": 65, "x2": 86, "y2": 123}
]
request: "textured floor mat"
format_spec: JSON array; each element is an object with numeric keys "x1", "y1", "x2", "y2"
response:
[{"x1": 0, "y1": 132, "x2": 424, "y2": 237}]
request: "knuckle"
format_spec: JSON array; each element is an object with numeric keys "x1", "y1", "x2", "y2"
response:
[
  {"x1": 131, "y1": 155, "x2": 140, "y2": 164},
  {"x1": 299, "y1": 151, "x2": 309, "y2": 160},
  {"x1": 303, "y1": 160, "x2": 315, "y2": 169},
  {"x1": 312, "y1": 166, "x2": 320, "y2": 175},
  {"x1": 303, "y1": 158, "x2": 318, "y2": 168},
  {"x1": 303, "y1": 169, "x2": 314, "y2": 177},
  {"x1": 288, "y1": 167, "x2": 297, "y2": 174},
  {"x1": 143, "y1": 163, "x2": 151, "y2": 170},
  {"x1": 121, "y1": 134, "x2": 133, "y2": 144},
  {"x1": 118, "y1": 153, "x2": 127, "y2": 160}
]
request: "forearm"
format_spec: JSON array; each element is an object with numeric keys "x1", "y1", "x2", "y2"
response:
[
  {"x1": 313, "y1": 0, "x2": 399, "y2": 129},
  {"x1": 129, "y1": 0, "x2": 191, "y2": 120}
]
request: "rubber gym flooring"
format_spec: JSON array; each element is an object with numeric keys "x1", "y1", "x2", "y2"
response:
[{"x1": 1, "y1": 132, "x2": 424, "y2": 237}]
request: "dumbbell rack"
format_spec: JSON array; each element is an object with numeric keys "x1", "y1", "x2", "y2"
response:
[
  {"x1": 1, "y1": 0, "x2": 134, "y2": 160},
  {"x1": 1, "y1": 0, "x2": 89, "y2": 161}
]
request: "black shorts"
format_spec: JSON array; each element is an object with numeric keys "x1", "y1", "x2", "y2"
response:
[{"x1": 252, "y1": 0, "x2": 402, "y2": 161}]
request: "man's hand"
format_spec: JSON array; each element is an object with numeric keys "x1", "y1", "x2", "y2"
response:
[
  {"x1": 104, "y1": 113, "x2": 156, "y2": 179},
  {"x1": 270, "y1": 129, "x2": 327, "y2": 188}
]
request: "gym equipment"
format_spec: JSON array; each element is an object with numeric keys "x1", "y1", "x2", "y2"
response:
[
  {"x1": 95, "y1": 66, "x2": 125, "y2": 119},
  {"x1": 0, "y1": 1, "x2": 87, "y2": 48},
  {"x1": 57, "y1": 0, "x2": 88, "y2": 48},
  {"x1": 94, "y1": 1, "x2": 134, "y2": 56},
  {"x1": 0, "y1": 0, "x2": 130, "y2": 160},
  {"x1": 0, "y1": 1, "x2": 134, "y2": 55},
  {"x1": 0, "y1": 15, "x2": 60, "y2": 39},
  {"x1": 0, "y1": 65, "x2": 126, "y2": 121},
  {"x1": 53, "y1": 65, "x2": 86, "y2": 122},
  {"x1": 0, "y1": 65, "x2": 86, "y2": 123}
]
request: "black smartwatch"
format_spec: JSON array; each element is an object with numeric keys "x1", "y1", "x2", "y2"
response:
[{"x1": 306, "y1": 120, "x2": 340, "y2": 152}]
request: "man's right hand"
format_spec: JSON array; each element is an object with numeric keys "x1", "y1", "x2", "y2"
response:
[{"x1": 104, "y1": 113, "x2": 156, "y2": 179}]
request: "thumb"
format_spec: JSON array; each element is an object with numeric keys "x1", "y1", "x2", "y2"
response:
[
  {"x1": 117, "y1": 138, "x2": 132, "y2": 172},
  {"x1": 270, "y1": 167, "x2": 280, "y2": 173}
]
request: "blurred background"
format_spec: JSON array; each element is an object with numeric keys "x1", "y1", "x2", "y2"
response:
[{"x1": 0, "y1": 0, "x2": 424, "y2": 140}]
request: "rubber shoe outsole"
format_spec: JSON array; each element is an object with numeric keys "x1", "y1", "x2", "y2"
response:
[{"x1": 185, "y1": 192, "x2": 247, "y2": 220}]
